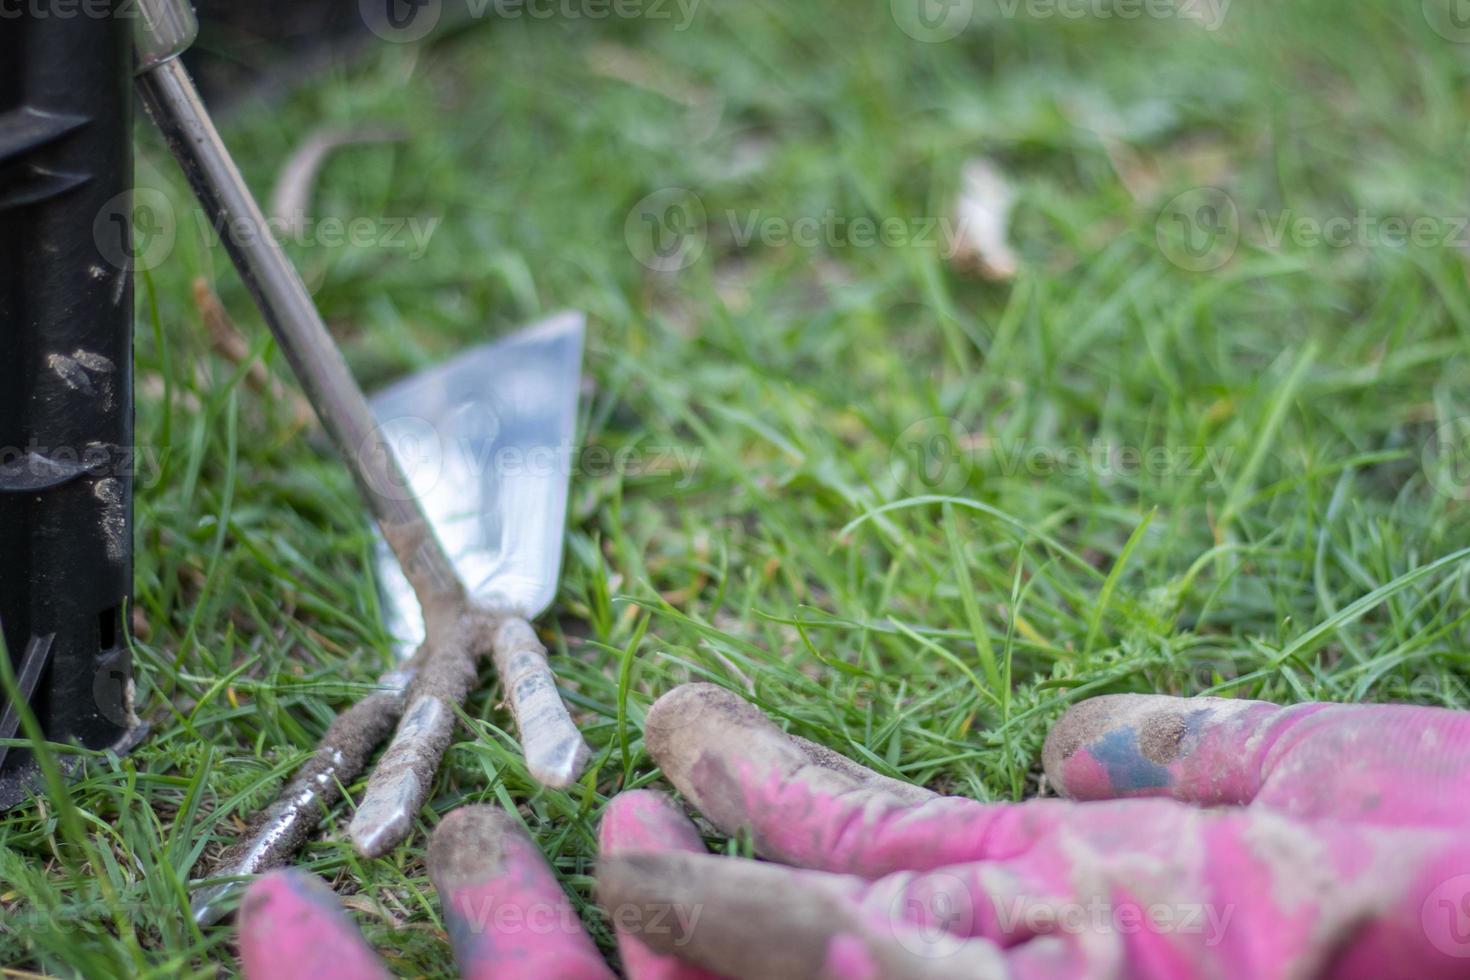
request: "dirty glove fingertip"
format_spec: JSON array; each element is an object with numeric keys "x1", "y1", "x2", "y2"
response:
[{"x1": 237, "y1": 870, "x2": 391, "y2": 980}]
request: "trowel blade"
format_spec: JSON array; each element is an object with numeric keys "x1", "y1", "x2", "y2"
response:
[{"x1": 371, "y1": 312, "x2": 585, "y2": 653}]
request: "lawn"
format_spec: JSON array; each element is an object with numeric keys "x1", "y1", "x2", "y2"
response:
[{"x1": 3, "y1": 0, "x2": 1470, "y2": 974}]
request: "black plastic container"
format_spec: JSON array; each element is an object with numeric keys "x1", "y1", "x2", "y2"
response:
[{"x1": 0, "y1": 4, "x2": 144, "y2": 808}]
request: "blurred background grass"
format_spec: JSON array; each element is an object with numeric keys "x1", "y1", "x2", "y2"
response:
[{"x1": 3, "y1": 0, "x2": 1470, "y2": 973}]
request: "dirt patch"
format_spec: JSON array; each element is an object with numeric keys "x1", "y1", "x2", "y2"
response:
[
  {"x1": 789, "y1": 735, "x2": 937, "y2": 806},
  {"x1": 1138, "y1": 710, "x2": 1188, "y2": 765},
  {"x1": 427, "y1": 806, "x2": 515, "y2": 898}
]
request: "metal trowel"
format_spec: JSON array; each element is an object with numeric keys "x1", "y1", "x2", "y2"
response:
[
  {"x1": 370, "y1": 314, "x2": 584, "y2": 671},
  {"x1": 355, "y1": 314, "x2": 589, "y2": 846},
  {"x1": 347, "y1": 312, "x2": 592, "y2": 855},
  {"x1": 365, "y1": 311, "x2": 590, "y2": 784}
]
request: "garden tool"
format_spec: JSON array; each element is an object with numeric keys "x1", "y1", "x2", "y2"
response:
[
  {"x1": 191, "y1": 314, "x2": 587, "y2": 925},
  {"x1": 125, "y1": 0, "x2": 590, "y2": 912}
]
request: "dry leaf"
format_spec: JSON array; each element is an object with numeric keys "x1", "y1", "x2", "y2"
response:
[
  {"x1": 268, "y1": 126, "x2": 406, "y2": 238},
  {"x1": 950, "y1": 158, "x2": 1020, "y2": 281}
]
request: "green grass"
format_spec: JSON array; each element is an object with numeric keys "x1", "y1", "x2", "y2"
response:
[{"x1": 4, "y1": 0, "x2": 1470, "y2": 974}]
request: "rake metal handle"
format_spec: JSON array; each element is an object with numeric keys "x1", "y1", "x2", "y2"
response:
[{"x1": 133, "y1": 45, "x2": 462, "y2": 606}]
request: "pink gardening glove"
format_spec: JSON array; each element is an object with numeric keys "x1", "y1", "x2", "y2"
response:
[
  {"x1": 238, "y1": 685, "x2": 1470, "y2": 979},
  {"x1": 595, "y1": 685, "x2": 1470, "y2": 979}
]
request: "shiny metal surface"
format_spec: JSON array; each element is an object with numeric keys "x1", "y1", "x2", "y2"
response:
[
  {"x1": 345, "y1": 691, "x2": 445, "y2": 858},
  {"x1": 370, "y1": 312, "x2": 586, "y2": 652},
  {"x1": 132, "y1": 0, "x2": 199, "y2": 73}
]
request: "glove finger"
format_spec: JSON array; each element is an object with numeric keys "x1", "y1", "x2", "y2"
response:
[
  {"x1": 238, "y1": 870, "x2": 392, "y2": 980},
  {"x1": 599, "y1": 790, "x2": 728, "y2": 980},
  {"x1": 1043, "y1": 694, "x2": 1470, "y2": 828},
  {"x1": 428, "y1": 805, "x2": 614, "y2": 980},
  {"x1": 645, "y1": 684, "x2": 994, "y2": 877},
  {"x1": 597, "y1": 850, "x2": 1013, "y2": 980},
  {"x1": 599, "y1": 794, "x2": 1063, "y2": 963}
]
